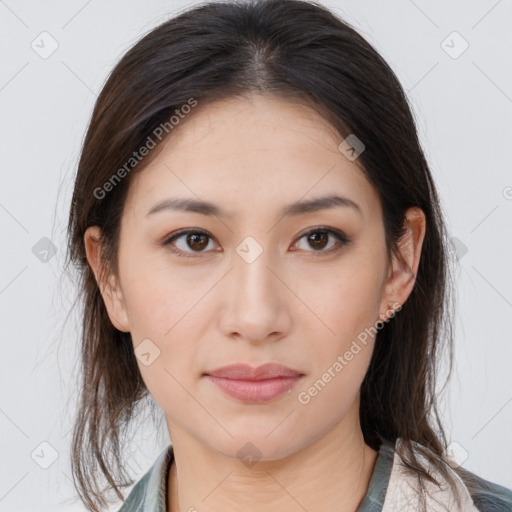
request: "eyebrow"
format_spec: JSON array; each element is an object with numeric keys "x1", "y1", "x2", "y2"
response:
[{"x1": 146, "y1": 194, "x2": 362, "y2": 219}]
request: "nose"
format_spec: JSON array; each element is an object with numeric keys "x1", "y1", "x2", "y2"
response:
[{"x1": 217, "y1": 244, "x2": 293, "y2": 344}]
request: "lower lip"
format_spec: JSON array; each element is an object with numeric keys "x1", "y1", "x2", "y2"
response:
[{"x1": 205, "y1": 375, "x2": 303, "y2": 403}]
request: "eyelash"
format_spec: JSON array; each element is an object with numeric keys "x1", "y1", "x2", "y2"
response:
[{"x1": 160, "y1": 227, "x2": 351, "y2": 259}]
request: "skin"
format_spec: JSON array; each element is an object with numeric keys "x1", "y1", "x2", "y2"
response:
[{"x1": 85, "y1": 93, "x2": 426, "y2": 512}]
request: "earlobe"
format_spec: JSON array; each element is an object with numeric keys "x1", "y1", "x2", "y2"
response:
[
  {"x1": 84, "y1": 226, "x2": 131, "y2": 333},
  {"x1": 102, "y1": 274, "x2": 131, "y2": 333},
  {"x1": 379, "y1": 207, "x2": 426, "y2": 318}
]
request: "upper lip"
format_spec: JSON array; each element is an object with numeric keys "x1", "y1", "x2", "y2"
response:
[{"x1": 205, "y1": 363, "x2": 304, "y2": 381}]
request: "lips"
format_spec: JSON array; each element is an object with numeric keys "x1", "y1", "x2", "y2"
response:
[
  {"x1": 204, "y1": 362, "x2": 304, "y2": 380},
  {"x1": 204, "y1": 363, "x2": 305, "y2": 403}
]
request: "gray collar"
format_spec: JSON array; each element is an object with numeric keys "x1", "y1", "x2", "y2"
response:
[{"x1": 118, "y1": 439, "x2": 396, "y2": 512}]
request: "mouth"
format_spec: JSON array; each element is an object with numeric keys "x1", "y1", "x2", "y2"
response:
[{"x1": 203, "y1": 362, "x2": 305, "y2": 403}]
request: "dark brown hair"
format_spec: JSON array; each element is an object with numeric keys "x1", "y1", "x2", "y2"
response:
[{"x1": 64, "y1": 0, "x2": 484, "y2": 510}]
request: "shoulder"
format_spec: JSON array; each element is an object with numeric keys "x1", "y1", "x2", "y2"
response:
[
  {"x1": 117, "y1": 444, "x2": 174, "y2": 512},
  {"x1": 382, "y1": 438, "x2": 512, "y2": 512},
  {"x1": 459, "y1": 468, "x2": 512, "y2": 512},
  {"x1": 116, "y1": 469, "x2": 151, "y2": 512}
]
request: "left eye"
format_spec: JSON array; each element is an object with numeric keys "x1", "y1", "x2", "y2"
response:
[
  {"x1": 292, "y1": 228, "x2": 349, "y2": 255},
  {"x1": 161, "y1": 227, "x2": 350, "y2": 258}
]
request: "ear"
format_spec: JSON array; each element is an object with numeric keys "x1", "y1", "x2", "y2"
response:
[
  {"x1": 378, "y1": 207, "x2": 426, "y2": 321},
  {"x1": 84, "y1": 226, "x2": 130, "y2": 333}
]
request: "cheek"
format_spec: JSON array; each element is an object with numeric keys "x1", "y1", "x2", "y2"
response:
[
  {"x1": 294, "y1": 270, "x2": 380, "y2": 422},
  {"x1": 303, "y1": 254, "x2": 385, "y2": 348},
  {"x1": 121, "y1": 249, "x2": 210, "y2": 340},
  {"x1": 295, "y1": 242, "x2": 385, "y2": 398},
  {"x1": 118, "y1": 257, "x2": 206, "y2": 405}
]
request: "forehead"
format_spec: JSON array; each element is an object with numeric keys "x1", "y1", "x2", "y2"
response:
[{"x1": 124, "y1": 94, "x2": 380, "y2": 223}]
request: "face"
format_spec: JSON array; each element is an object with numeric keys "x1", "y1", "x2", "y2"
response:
[{"x1": 86, "y1": 93, "x2": 420, "y2": 462}]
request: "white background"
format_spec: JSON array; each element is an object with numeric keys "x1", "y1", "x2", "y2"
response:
[{"x1": 1, "y1": 0, "x2": 511, "y2": 510}]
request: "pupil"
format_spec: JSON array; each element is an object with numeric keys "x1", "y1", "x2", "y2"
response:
[
  {"x1": 189, "y1": 233, "x2": 207, "y2": 250},
  {"x1": 309, "y1": 232, "x2": 327, "y2": 250}
]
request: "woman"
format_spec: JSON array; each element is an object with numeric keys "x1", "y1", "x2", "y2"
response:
[{"x1": 65, "y1": 0, "x2": 512, "y2": 510}]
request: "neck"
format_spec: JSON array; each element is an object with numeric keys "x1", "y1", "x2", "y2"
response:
[{"x1": 167, "y1": 412, "x2": 378, "y2": 512}]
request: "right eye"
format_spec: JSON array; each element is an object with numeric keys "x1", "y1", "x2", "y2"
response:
[{"x1": 161, "y1": 229, "x2": 220, "y2": 258}]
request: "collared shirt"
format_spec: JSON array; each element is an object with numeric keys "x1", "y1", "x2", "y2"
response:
[{"x1": 117, "y1": 438, "x2": 512, "y2": 511}]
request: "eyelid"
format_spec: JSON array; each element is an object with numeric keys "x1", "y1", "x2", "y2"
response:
[{"x1": 161, "y1": 226, "x2": 351, "y2": 258}]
